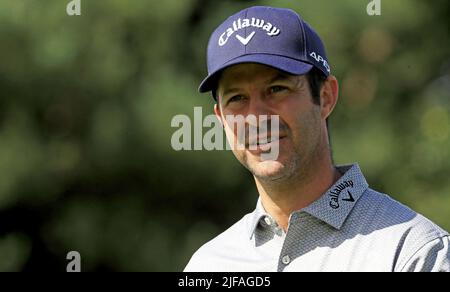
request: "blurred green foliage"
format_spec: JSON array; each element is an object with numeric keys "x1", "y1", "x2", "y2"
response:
[{"x1": 0, "y1": 0, "x2": 449, "y2": 271}]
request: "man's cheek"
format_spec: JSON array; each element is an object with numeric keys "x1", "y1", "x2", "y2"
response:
[{"x1": 224, "y1": 125, "x2": 244, "y2": 151}]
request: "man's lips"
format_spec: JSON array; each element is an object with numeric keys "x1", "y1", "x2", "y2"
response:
[
  {"x1": 245, "y1": 135, "x2": 287, "y2": 151},
  {"x1": 245, "y1": 133, "x2": 285, "y2": 147}
]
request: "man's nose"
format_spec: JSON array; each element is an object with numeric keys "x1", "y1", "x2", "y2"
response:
[{"x1": 246, "y1": 94, "x2": 273, "y2": 127}]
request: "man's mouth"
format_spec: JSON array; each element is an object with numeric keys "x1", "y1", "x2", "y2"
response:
[{"x1": 246, "y1": 135, "x2": 286, "y2": 150}]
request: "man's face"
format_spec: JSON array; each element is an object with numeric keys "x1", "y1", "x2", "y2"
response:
[{"x1": 215, "y1": 63, "x2": 326, "y2": 182}]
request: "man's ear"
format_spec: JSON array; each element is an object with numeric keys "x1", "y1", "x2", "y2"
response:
[
  {"x1": 320, "y1": 75, "x2": 339, "y2": 120},
  {"x1": 214, "y1": 103, "x2": 224, "y2": 126}
]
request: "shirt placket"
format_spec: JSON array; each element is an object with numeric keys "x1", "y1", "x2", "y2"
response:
[
  {"x1": 277, "y1": 212, "x2": 309, "y2": 272},
  {"x1": 259, "y1": 215, "x2": 286, "y2": 271}
]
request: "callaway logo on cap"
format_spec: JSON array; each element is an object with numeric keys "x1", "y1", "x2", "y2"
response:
[{"x1": 199, "y1": 6, "x2": 331, "y2": 93}]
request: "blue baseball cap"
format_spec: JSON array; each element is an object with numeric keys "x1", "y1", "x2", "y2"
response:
[{"x1": 199, "y1": 6, "x2": 331, "y2": 94}]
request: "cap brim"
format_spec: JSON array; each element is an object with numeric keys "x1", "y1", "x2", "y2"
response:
[{"x1": 198, "y1": 54, "x2": 314, "y2": 93}]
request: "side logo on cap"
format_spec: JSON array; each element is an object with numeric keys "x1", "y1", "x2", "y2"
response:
[
  {"x1": 310, "y1": 52, "x2": 331, "y2": 73},
  {"x1": 218, "y1": 17, "x2": 281, "y2": 47}
]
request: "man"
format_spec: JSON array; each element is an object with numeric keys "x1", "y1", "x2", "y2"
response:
[{"x1": 184, "y1": 6, "x2": 450, "y2": 272}]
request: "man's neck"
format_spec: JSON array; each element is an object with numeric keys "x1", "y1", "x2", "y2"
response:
[{"x1": 254, "y1": 156, "x2": 341, "y2": 231}]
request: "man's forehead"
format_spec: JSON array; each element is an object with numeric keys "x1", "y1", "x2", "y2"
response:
[{"x1": 218, "y1": 63, "x2": 298, "y2": 90}]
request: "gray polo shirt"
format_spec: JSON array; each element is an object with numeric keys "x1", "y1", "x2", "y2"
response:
[{"x1": 184, "y1": 164, "x2": 450, "y2": 272}]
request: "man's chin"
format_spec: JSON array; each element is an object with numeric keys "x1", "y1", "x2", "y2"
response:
[{"x1": 250, "y1": 160, "x2": 288, "y2": 181}]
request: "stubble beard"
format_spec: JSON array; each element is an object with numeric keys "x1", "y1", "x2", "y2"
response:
[{"x1": 241, "y1": 129, "x2": 324, "y2": 187}]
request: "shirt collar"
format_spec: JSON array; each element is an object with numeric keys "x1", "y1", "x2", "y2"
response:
[
  {"x1": 299, "y1": 163, "x2": 369, "y2": 229},
  {"x1": 248, "y1": 198, "x2": 269, "y2": 240},
  {"x1": 247, "y1": 163, "x2": 369, "y2": 239}
]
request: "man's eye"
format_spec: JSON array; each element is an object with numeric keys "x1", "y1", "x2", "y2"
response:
[
  {"x1": 228, "y1": 95, "x2": 244, "y2": 103},
  {"x1": 269, "y1": 86, "x2": 286, "y2": 93}
]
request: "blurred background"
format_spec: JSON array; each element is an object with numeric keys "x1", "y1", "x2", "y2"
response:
[{"x1": 0, "y1": 0, "x2": 449, "y2": 271}]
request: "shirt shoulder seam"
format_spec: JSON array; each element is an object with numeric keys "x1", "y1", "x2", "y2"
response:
[{"x1": 397, "y1": 234, "x2": 450, "y2": 272}]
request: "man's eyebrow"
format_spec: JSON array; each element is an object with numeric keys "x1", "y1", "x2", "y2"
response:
[
  {"x1": 268, "y1": 72, "x2": 306, "y2": 89},
  {"x1": 219, "y1": 71, "x2": 304, "y2": 98},
  {"x1": 220, "y1": 87, "x2": 241, "y2": 99}
]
